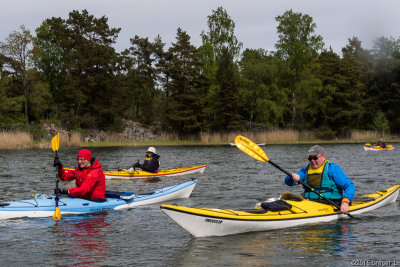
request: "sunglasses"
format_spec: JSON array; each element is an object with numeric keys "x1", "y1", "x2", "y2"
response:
[{"x1": 308, "y1": 155, "x2": 320, "y2": 161}]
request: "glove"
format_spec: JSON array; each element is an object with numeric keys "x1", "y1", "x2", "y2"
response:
[
  {"x1": 53, "y1": 157, "x2": 63, "y2": 169},
  {"x1": 54, "y1": 188, "x2": 68, "y2": 195},
  {"x1": 132, "y1": 161, "x2": 141, "y2": 169}
]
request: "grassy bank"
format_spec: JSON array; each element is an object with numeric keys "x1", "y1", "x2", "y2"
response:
[{"x1": 1, "y1": 130, "x2": 398, "y2": 150}]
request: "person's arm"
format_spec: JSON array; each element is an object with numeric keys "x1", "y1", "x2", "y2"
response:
[
  {"x1": 58, "y1": 167, "x2": 77, "y2": 182},
  {"x1": 68, "y1": 170, "x2": 101, "y2": 197},
  {"x1": 328, "y1": 164, "x2": 355, "y2": 202},
  {"x1": 285, "y1": 167, "x2": 307, "y2": 186}
]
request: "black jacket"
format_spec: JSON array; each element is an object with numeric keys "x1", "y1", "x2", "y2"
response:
[{"x1": 141, "y1": 154, "x2": 160, "y2": 172}]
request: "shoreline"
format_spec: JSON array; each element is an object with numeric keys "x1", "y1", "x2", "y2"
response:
[
  {"x1": 29, "y1": 138, "x2": 400, "y2": 149},
  {"x1": 1, "y1": 130, "x2": 398, "y2": 149}
]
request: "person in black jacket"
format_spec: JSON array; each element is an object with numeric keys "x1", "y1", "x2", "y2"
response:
[{"x1": 133, "y1": 147, "x2": 160, "y2": 173}]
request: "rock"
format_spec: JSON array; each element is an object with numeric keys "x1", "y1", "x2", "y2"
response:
[{"x1": 42, "y1": 120, "x2": 157, "y2": 142}]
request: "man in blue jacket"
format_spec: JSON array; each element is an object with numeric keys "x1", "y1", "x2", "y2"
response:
[{"x1": 285, "y1": 145, "x2": 355, "y2": 214}]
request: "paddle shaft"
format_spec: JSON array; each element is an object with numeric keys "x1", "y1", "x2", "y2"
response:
[
  {"x1": 55, "y1": 151, "x2": 59, "y2": 208},
  {"x1": 268, "y1": 159, "x2": 354, "y2": 218}
]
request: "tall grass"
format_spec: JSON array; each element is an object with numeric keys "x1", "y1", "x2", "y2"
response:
[
  {"x1": 199, "y1": 130, "x2": 305, "y2": 144},
  {"x1": 0, "y1": 131, "x2": 82, "y2": 149},
  {"x1": 0, "y1": 131, "x2": 34, "y2": 149},
  {"x1": 350, "y1": 130, "x2": 380, "y2": 142},
  {"x1": 0, "y1": 129, "x2": 396, "y2": 149}
]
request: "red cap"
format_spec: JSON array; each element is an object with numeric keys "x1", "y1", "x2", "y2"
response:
[{"x1": 77, "y1": 149, "x2": 92, "y2": 161}]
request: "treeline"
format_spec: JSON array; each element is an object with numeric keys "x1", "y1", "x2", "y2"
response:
[{"x1": 1, "y1": 7, "x2": 399, "y2": 139}]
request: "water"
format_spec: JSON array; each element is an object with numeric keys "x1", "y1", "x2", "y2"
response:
[{"x1": 0, "y1": 144, "x2": 399, "y2": 266}]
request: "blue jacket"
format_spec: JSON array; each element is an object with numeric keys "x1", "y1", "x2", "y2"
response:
[{"x1": 285, "y1": 162, "x2": 355, "y2": 201}]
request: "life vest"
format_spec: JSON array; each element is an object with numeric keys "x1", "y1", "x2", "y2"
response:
[
  {"x1": 303, "y1": 161, "x2": 343, "y2": 200},
  {"x1": 143, "y1": 155, "x2": 160, "y2": 172}
]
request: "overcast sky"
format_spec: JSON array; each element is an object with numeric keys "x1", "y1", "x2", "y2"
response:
[{"x1": 1, "y1": 0, "x2": 400, "y2": 55}]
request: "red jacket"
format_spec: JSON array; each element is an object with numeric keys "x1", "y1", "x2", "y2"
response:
[{"x1": 58, "y1": 159, "x2": 106, "y2": 199}]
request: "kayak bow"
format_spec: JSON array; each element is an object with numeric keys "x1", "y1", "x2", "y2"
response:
[{"x1": 161, "y1": 184, "x2": 400, "y2": 237}]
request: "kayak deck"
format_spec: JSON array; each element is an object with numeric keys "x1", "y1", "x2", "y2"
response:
[{"x1": 104, "y1": 164, "x2": 206, "y2": 179}]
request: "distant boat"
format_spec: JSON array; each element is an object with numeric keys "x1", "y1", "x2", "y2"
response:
[
  {"x1": 230, "y1": 142, "x2": 266, "y2": 146},
  {"x1": 363, "y1": 143, "x2": 394, "y2": 151}
]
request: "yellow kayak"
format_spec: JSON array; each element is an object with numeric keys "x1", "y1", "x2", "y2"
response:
[
  {"x1": 65, "y1": 164, "x2": 206, "y2": 180},
  {"x1": 161, "y1": 184, "x2": 400, "y2": 237},
  {"x1": 363, "y1": 143, "x2": 394, "y2": 151}
]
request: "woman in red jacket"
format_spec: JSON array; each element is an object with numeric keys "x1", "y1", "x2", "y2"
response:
[{"x1": 54, "y1": 149, "x2": 106, "y2": 199}]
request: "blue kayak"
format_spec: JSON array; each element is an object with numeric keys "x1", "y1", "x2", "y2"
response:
[{"x1": 0, "y1": 179, "x2": 196, "y2": 220}]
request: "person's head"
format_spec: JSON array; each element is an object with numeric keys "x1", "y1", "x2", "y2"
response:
[
  {"x1": 146, "y1": 147, "x2": 157, "y2": 157},
  {"x1": 307, "y1": 145, "x2": 326, "y2": 169},
  {"x1": 77, "y1": 149, "x2": 92, "y2": 169}
]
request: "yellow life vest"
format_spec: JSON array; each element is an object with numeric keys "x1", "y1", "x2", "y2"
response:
[{"x1": 307, "y1": 161, "x2": 327, "y2": 187}]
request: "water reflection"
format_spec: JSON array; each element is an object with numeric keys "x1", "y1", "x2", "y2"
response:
[
  {"x1": 53, "y1": 213, "x2": 111, "y2": 266},
  {"x1": 171, "y1": 222, "x2": 355, "y2": 266}
]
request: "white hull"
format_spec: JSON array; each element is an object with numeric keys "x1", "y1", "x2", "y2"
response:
[{"x1": 363, "y1": 146, "x2": 394, "y2": 151}]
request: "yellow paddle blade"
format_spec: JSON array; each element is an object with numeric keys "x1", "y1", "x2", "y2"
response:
[
  {"x1": 235, "y1": 135, "x2": 269, "y2": 162},
  {"x1": 52, "y1": 207, "x2": 61, "y2": 221},
  {"x1": 51, "y1": 133, "x2": 60, "y2": 152}
]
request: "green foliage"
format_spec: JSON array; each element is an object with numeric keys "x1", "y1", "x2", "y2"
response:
[
  {"x1": 275, "y1": 9, "x2": 324, "y2": 128},
  {"x1": 315, "y1": 125, "x2": 336, "y2": 140},
  {"x1": 0, "y1": 74, "x2": 25, "y2": 127},
  {"x1": 200, "y1": 6, "x2": 243, "y2": 61},
  {"x1": 27, "y1": 124, "x2": 48, "y2": 140},
  {"x1": 211, "y1": 47, "x2": 244, "y2": 131},
  {"x1": 371, "y1": 111, "x2": 390, "y2": 136},
  {"x1": 1, "y1": 8, "x2": 400, "y2": 138},
  {"x1": 164, "y1": 28, "x2": 207, "y2": 135},
  {"x1": 32, "y1": 10, "x2": 122, "y2": 130}
]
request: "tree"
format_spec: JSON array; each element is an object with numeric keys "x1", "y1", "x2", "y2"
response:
[
  {"x1": 33, "y1": 10, "x2": 122, "y2": 129},
  {"x1": 212, "y1": 47, "x2": 244, "y2": 131},
  {"x1": 123, "y1": 36, "x2": 158, "y2": 123},
  {"x1": 369, "y1": 36, "x2": 400, "y2": 132},
  {"x1": 316, "y1": 44, "x2": 367, "y2": 137},
  {"x1": 200, "y1": 7, "x2": 243, "y2": 132},
  {"x1": 165, "y1": 28, "x2": 206, "y2": 135},
  {"x1": 0, "y1": 25, "x2": 37, "y2": 128},
  {"x1": 275, "y1": 10, "x2": 324, "y2": 128},
  {"x1": 0, "y1": 69, "x2": 25, "y2": 127},
  {"x1": 372, "y1": 111, "x2": 390, "y2": 137},
  {"x1": 200, "y1": 6, "x2": 243, "y2": 62},
  {"x1": 238, "y1": 48, "x2": 286, "y2": 129}
]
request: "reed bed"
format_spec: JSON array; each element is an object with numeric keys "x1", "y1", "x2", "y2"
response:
[
  {"x1": 199, "y1": 130, "x2": 306, "y2": 145},
  {"x1": 0, "y1": 129, "x2": 397, "y2": 150},
  {"x1": 350, "y1": 130, "x2": 381, "y2": 142},
  {"x1": 0, "y1": 131, "x2": 34, "y2": 149}
]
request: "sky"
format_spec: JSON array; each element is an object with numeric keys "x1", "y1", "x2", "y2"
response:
[{"x1": 1, "y1": 0, "x2": 400, "y2": 55}]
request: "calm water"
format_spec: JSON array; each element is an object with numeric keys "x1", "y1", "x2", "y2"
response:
[{"x1": 0, "y1": 144, "x2": 399, "y2": 266}]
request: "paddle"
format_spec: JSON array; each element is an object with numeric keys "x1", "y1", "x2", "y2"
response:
[
  {"x1": 234, "y1": 135, "x2": 354, "y2": 218},
  {"x1": 51, "y1": 133, "x2": 61, "y2": 221}
]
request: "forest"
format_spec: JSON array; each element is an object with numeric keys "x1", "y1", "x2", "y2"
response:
[{"x1": 1, "y1": 7, "x2": 399, "y2": 140}]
